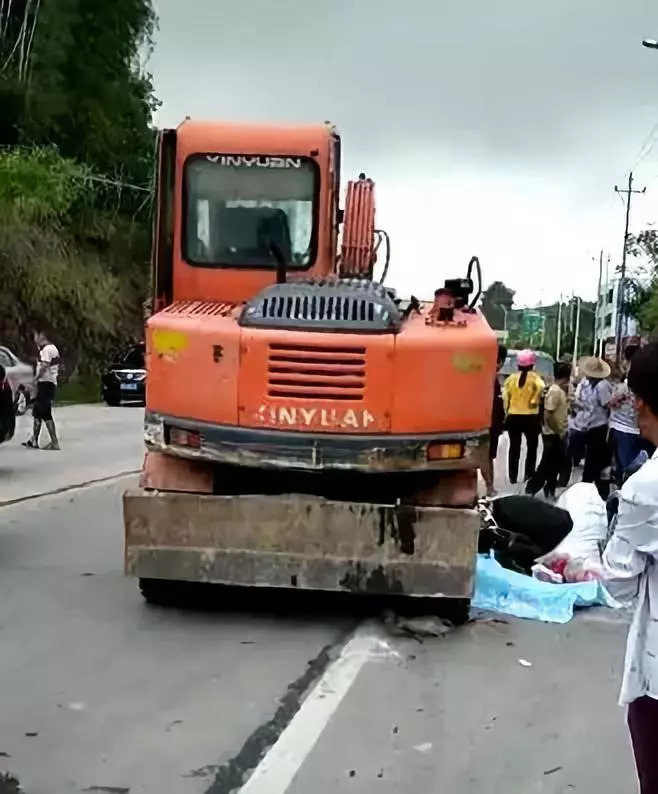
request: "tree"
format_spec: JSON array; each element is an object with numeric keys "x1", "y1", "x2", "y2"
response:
[
  {"x1": 480, "y1": 281, "x2": 515, "y2": 330},
  {"x1": 504, "y1": 299, "x2": 595, "y2": 357},
  {"x1": 0, "y1": 0, "x2": 159, "y2": 378},
  {"x1": 0, "y1": 147, "x2": 144, "y2": 374},
  {"x1": 2, "y1": 0, "x2": 159, "y2": 183}
]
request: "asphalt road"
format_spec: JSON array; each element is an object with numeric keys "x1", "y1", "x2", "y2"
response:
[
  {"x1": 0, "y1": 404, "x2": 145, "y2": 504},
  {"x1": 0, "y1": 405, "x2": 638, "y2": 794}
]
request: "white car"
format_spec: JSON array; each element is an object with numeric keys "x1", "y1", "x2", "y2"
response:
[{"x1": 0, "y1": 346, "x2": 35, "y2": 415}]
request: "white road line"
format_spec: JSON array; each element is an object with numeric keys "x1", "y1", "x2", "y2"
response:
[{"x1": 239, "y1": 622, "x2": 393, "y2": 794}]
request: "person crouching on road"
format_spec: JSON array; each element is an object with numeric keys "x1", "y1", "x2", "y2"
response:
[
  {"x1": 481, "y1": 343, "x2": 507, "y2": 497},
  {"x1": 601, "y1": 342, "x2": 658, "y2": 794},
  {"x1": 23, "y1": 330, "x2": 61, "y2": 450},
  {"x1": 526, "y1": 361, "x2": 570, "y2": 500},
  {"x1": 502, "y1": 349, "x2": 544, "y2": 484}
]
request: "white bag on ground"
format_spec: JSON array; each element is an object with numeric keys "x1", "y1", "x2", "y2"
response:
[{"x1": 534, "y1": 483, "x2": 608, "y2": 583}]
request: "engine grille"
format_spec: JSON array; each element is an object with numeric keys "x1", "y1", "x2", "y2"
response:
[
  {"x1": 240, "y1": 279, "x2": 401, "y2": 334},
  {"x1": 114, "y1": 370, "x2": 145, "y2": 383},
  {"x1": 267, "y1": 343, "x2": 366, "y2": 401}
]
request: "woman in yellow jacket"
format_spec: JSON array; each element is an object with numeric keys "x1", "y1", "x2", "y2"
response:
[{"x1": 503, "y1": 349, "x2": 545, "y2": 484}]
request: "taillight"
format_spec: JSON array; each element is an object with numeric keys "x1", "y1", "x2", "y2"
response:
[
  {"x1": 168, "y1": 427, "x2": 201, "y2": 449},
  {"x1": 426, "y1": 442, "x2": 464, "y2": 461}
]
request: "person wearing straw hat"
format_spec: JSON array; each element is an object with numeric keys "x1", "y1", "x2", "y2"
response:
[{"x1": 571, "y1": 355, "x2": 613, "y2": 499}]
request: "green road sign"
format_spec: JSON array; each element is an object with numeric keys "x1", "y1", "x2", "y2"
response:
[{"x1": 521, "y1": 311, "x2": 543, "y2": 336}]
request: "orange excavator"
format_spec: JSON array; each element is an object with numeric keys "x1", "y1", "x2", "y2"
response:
[{"x1": 122, "y1": 119, "x2": 497, "y2": 622}]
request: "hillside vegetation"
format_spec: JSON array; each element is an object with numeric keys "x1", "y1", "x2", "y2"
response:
[{"x1": 0, "y1": 0, "x2": 159, "y2": 381}]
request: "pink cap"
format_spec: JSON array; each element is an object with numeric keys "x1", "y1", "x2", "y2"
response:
[{"x1": 517, "y1": 349, "x2": 537, "y2": 368}]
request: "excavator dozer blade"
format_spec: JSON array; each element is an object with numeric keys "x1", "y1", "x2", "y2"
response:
[{"x1": 123, "y1": 490, "x2": 480, "y2": 598}]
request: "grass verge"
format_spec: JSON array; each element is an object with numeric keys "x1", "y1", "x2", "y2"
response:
[{"x1": 55, "y1": 376, "x2": 101, "y2": 405}]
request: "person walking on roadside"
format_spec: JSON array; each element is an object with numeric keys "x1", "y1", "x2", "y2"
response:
[
  {"x1": 502, "y1": 349, "x2": 544, "y2": 484},
  {"x1": 22, "y1": 330, "x2": 61, "y2": 450},
  {"x1": 481, "y1": 343, "x2": 507, "y2": 497},
  {"x1": 601, "y1": 343, "x2": 658, "y2": 794},
  {"x1": 570, "y1": 356, "x2": 612, "y2": 499},
  {"x1": 525, "y1": 361, "x2": 571, "y2": 500},
  {"x1": 609, "y1": 345, "x2": 655, "y2": 482}
]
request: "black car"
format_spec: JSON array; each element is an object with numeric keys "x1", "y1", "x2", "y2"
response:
[{"x1": 101, "y1": 342, "x2": 146, "y2": 406}]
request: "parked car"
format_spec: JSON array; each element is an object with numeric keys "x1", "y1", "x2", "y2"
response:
[
  {"x1": 101, "y1": 342, "x2": 146, "y2": 406},
  {"x1": 0, "y1": 345, "x2": 35, "y2": 415},
  {"x1": 498, "y1": 349, "x2": 555, "y2": 387}
]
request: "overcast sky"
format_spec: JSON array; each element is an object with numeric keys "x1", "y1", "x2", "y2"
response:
[{"x1": 150, "y1": 0, "x2": 658, "y2": 305}]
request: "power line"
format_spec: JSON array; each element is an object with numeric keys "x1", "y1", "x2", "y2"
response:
[
  {"x1": 81, "y1": 173, "x2": 152, "y2": 194},
  {"x1": 630, "y1": 121, "x2": 658, "y2": 171},
  {"x1": 0, "y1": 146, "x2": 153, "y2": 194},
  {"x1": 635, "y1": 135, "x2": 658, "y2": 171}
]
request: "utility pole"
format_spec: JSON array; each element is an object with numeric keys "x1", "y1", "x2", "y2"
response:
[
  {"x1": 594, "y1": 250, "x2": 603, "y2": 355},
  {"x1": 501, "y1": 305, "x2": 508, "y2": 331},
  {"x1": 572, "y1": 296, "x2": 581, "y2": 366},
  {"x1": 614, "y1": 172, "x2": 645, "y2": 363},
  {"x1": 556, "y1": 294, "x2": 563, "y2": 360},
  {"x1": 600, "y1": 253, "x2": 611, "y2": 357}
]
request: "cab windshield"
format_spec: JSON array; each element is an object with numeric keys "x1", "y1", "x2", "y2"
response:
[{"x1": 184, "y1": 154, "x2": 317, "y2": 268}]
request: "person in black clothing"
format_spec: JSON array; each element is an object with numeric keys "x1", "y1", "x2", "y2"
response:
[
  {"x1": 482, "y1": 343, "x2": 508, "y2": 497},
  {"x1": 526, "y1": 361, "x2": 571, "y2": 500}
]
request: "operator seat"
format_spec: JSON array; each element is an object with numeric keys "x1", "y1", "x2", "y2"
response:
[{"x1": 212, "y1": 205, "x2": 292, "y2": 265}]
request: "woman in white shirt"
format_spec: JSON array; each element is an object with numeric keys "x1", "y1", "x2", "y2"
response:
[{"x1": 602, "y1": 342, "x2": 658, "y2": 793}]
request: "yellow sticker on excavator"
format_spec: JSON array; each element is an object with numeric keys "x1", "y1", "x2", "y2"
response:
[
  {"x1": 452, "y1": 352, "x2": 485, "y2": 372},
  {"x1": 152, "y1": 329, "x2": 188, "y2": 359}
]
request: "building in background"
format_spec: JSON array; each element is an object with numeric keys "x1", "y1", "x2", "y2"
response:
[{"x1": 595, "y1": 275, "x2": 639, "y2": 359}]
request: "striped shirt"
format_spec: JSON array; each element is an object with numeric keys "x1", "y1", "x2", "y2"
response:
[{"x1": 609, "y1": 380, "x2": 639, "y2": 435}]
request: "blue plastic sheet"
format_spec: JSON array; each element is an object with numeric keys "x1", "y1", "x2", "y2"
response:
[{"x1": 472, "y1": 553, "x2": 618, "y2": 624}]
